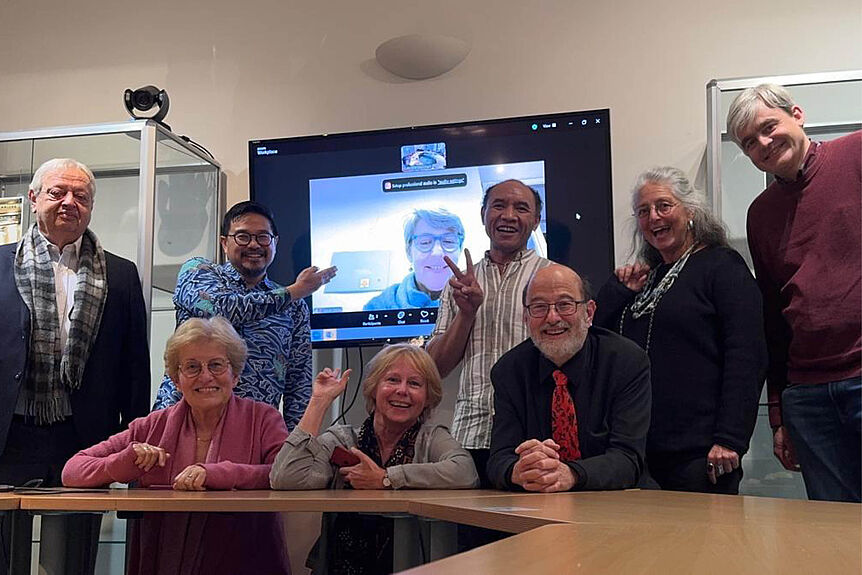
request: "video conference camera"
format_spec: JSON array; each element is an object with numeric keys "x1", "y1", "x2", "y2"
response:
[{"x1": 124, "y1": 85, "x2": 171, "y2": 129}]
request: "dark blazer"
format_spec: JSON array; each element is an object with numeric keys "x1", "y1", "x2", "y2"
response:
[
  {"x1": 0, "y1": 241, "x2": 150, "y2": 456},
  {"x1": 487, "y1": 326, "x2": 652, "y2": 491}
]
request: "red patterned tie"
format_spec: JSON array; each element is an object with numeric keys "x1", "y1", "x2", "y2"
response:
[{"x1": 551, "y1": 369, "x2": 581, "y2": 460}]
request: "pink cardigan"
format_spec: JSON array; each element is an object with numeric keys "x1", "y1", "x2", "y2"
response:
[
  {"x1": 63, "y1": 394, "x2": 287, "y2": 488},
  {"x1": 63, "y1": 395, "x2": 291, "y2": 575}
]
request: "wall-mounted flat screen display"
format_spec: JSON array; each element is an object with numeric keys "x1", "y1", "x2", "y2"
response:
[{"x1": 249, "y1": 109, "x2": 614, "y2": 348}]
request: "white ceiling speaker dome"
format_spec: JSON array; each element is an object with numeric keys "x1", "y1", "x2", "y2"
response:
[{"x1": 375, "y1": 34, "x2": 470, "y2": 80}]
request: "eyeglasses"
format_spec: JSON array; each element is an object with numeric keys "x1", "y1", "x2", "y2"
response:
[
  {"x1": 44, "y1": 187, "x2": 92, "y2": 205},
  {"x1": 178, "y1": 358, "x2": 230, "y2": 378},
  {"x1": 525, "y1": 300, "x2": 588, "y2": 318},
  {"x1": 411, "y1": 233, "x2": 462, "y2": 253},
  {"x1": 634, "y1": 201, "x2": 677, "y2": 219},
  {"x1": 226, "y1": 232, "x2": 276, "y2": 246}
]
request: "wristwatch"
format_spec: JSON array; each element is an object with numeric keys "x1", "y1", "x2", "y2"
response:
[{"x1": 382, "y1": 470, "x2": 392, "y2": 489}]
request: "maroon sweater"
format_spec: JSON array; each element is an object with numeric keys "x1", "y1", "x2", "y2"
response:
[{"x1": 746, "y1": 131, "x2": 862, "y2": 427}]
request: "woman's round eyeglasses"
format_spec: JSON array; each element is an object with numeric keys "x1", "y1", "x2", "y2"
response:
[
  {"x1": 179, "y1": 358, "x2": 230, "y2": 378},
  {"x1": 411, "y1": 233, "x2": 462, "y2": 253},
  {"x1": 634, "y1": 201, "x2": 678, "y2": 220}
]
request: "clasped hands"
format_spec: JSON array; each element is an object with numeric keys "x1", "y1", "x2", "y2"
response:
[
  {"x1": 131, "y1": 442, "x2": 207, "y2": 491},
  {"x1": 511, "y1": 439, "x2": 577, "y2": 493}
]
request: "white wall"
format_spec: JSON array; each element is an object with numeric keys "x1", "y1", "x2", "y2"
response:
[{"x1": 2, "y1": 0, "x2": 860, "y2": 264}]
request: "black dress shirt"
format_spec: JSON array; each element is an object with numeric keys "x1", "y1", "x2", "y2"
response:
[{"x1": 487, "y1": 326, "x2": 651, "y2": 491}]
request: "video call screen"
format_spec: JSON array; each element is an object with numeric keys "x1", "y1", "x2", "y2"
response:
[{"x1": 249, "y1": 110, "x2": 614, "y2": 348}]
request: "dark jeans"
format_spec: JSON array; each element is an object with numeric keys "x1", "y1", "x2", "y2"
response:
[
  {"x1": 0, "y1": 416, "x2": 100, "y2": 575},
  {"x1": 783, "y1": 377, "x2": 862, "y2": 502},
  {"x1": 649, "y1": 452, "x2": 742, "y2": 495}
]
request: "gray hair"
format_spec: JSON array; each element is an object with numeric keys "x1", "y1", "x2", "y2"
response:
[
  {"x1": 164, "y1": 316, "x2": 248, "y2": 383},
  {"x1": 29, "y1": 158, "x2": 96, "y2": 199},
  {"x1": 630, "y1": 167, "x2": 728, "y2": 267},
  {"x1": 726, "y1": 84, "x2": 797, "y2": 148},
  {"x1": 403, "y1": 208, "x2": 464, "y2": 258}
]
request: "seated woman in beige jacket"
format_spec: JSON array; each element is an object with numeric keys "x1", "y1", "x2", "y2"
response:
[{"x1": 270, "y1": 343, "x2": 478, "y2": 575}]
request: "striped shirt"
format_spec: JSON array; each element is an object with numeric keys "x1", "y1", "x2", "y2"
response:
[{"x1": 432, "y1": 249, "x2": 551, "y2": 449}]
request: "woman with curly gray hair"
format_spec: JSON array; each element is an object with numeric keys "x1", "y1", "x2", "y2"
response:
[{"x1": 594, "y1": 167, "x2": 766, "y2": 495}]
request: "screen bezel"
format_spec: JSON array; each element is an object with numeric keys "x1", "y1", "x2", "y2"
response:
[{"x1": 249, "y1": 109, "x2": 614, "y2": 349}]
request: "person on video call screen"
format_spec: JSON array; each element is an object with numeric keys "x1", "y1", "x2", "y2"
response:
[{"x1": 364, "y1": 208, "x2": 464, "y2": 310}]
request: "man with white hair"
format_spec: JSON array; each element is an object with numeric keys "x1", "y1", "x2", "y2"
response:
[
  {"x1": 487, "y1": 264, "x2": 652, "y2": 492},
  {"x1": 727, "y1": 84, "x2": 861, "y2": 502},
  {"x1": 0, "y1": 158, "x2": 150, "y2": 573}
]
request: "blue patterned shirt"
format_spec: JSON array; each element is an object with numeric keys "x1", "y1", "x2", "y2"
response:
[{"x1": 152, "y1": 258, "x2": 312, "y2": 430}]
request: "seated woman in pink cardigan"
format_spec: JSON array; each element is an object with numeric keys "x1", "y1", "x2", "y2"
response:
[{"x1": 62, "y1": 316, "x2": 290, "y2": 575}]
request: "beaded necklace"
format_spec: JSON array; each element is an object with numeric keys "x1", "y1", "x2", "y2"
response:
[{"x1": 619, "y1": 244, "x2": 697, "y2": 353}]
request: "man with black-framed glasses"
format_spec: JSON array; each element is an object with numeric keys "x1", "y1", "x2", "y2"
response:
[
  {"x1": 153, "y1": 201, "x2": 336, "y2": 431},
  {"x1": 487, "y1": 263, "x2": 653, "y2": 492}
]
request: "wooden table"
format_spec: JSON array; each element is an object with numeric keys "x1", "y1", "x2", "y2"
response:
[
  {"x1": 17, "y1": 487, "x2": 501, "y2": 514},
  {"x1": 409, "y1": 489, "x2": 862, "y2": 532},
  {"x1": 10, "y1": 488, "x2": 501, "y2": 574},
  {"x1": 8, "y1": 489, "x2": 862, "y2": 575},
  {"x1": 0, "y1": 493, "x2": 19, "y2": 510},
  {"x1": 398, "y1": 520, "x2": 861, "y2": 575}
]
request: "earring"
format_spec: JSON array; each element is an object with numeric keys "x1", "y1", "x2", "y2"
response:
[{"x1": 688, "y1": 219, "x2": 694, "y2": 229}]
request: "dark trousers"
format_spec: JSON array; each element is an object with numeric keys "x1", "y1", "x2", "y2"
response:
[
  {"x1": 649, "y1": 451, "x2": 743, "y2": 495},
  {"x1": 783, "y1": 377, "x2": 862, "y2": 502},
  {"x1": 0, "y1": 416, "x2": 100, "y2": 575}
]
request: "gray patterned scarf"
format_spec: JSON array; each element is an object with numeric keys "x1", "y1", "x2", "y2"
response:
[
  {"x1": 628, "y1": 244, "x2": 697, "y2": 319},
  {"x1": 13, "y1": 224, "x2": 108, "y2": 424}
]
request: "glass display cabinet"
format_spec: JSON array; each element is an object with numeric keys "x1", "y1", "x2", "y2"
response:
[
  {"x1": 0, "y1": 120, "x2": 225, "y2": 402},
  {"x1": 0, "y1": 120, "x2": 223, "y2": 574},
  {"x1": 705, "y1": 70, "x2": 862, "y2": 499}
]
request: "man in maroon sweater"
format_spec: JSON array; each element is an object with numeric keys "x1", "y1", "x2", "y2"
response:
[{"x1": 727, "y1": 84, "x2": 861, "y2": 502}]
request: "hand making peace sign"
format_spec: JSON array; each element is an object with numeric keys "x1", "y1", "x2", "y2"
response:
[{"x1": 443, "y1": 248, "x2": 484, "y2": 317}]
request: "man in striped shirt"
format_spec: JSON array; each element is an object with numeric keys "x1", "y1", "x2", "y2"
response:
[{"x1": 428, "y1": 179, "x2": 551, "y2": 487}]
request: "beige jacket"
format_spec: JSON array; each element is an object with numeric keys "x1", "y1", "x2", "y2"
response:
[{"x1": 270, "y1": 422, "x2": 479, "y2": 490}]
